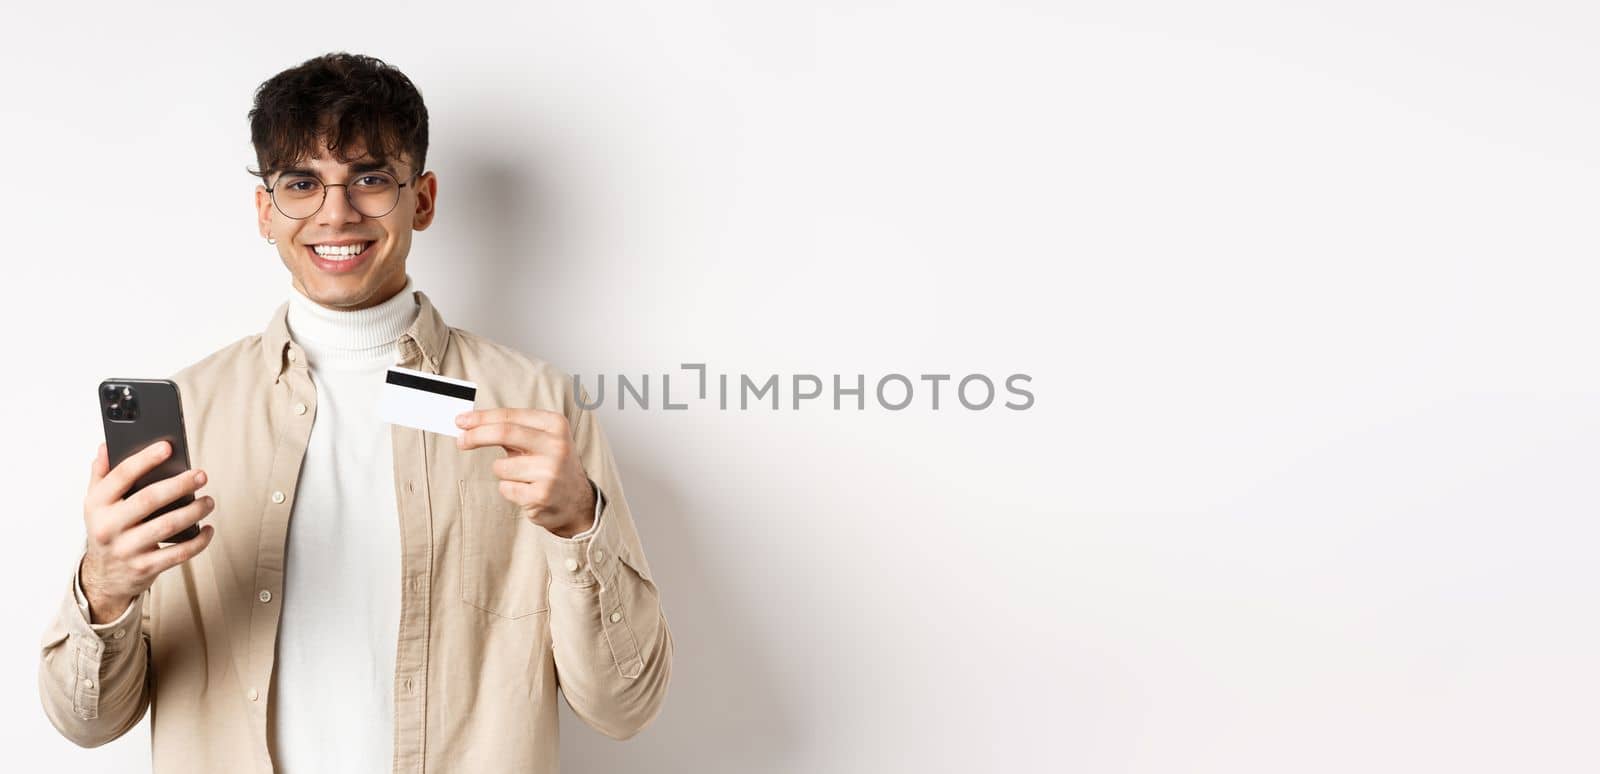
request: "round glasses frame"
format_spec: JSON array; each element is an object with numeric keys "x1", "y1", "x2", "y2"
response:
[{"x1": 264, "y1": 169, "x2": 422, "y2": 220}]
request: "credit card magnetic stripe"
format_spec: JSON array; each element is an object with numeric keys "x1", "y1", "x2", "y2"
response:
[{"x1": 385, "y1": 369, "x2": 477, "y2": 401}]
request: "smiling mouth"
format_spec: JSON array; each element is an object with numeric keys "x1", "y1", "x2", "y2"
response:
[{"x1": 306, "y1": 241, "x2": 375, "y2": 262}]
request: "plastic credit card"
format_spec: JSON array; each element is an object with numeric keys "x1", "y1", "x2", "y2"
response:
[{"x1": 377, "y1": 365, "x2": 477, "y2": 438}]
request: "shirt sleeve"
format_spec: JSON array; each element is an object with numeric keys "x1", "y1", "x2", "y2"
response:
[
  {"x1": 539, "y1": 389, "x2": 673, "y2": 740},
  {"x1": 38, "y1": 554, "x2": 153, "y2": 747}
]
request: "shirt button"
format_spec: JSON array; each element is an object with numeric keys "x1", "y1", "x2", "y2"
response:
[
  {"x1": 271, "y1": 490, "x2": 285, "y2": 504},
  {"x1": 593, "y1": 550, "x2": 604, "y2": 563},
  {"x1": 248, "y1": 688, "x2": 259, "y2": 702},
  {"x1": 609, "y1": 611, "x2": 622, "y2": 623},
  {"x1": 113, "y1": 629, "x2": 126, "y2": 640},
  {"x1": 258, "y1": 589, "x2": 273, "y2": 603},
  {"x1": 404, "y1": 678, "x2": 414, "y2": 692},
  {"x1": 287, "y1": 351, "x2": 297, "y2": 363},
  {"x1": 406, "y1": 481, "x2": 416, "y2": 494},
  {"x1": 293, "y1": 402, "x2": 306, "y2": 415},
  {"x1": 563, "y1": 558, "x2": 579, "y2": 572},
  {"x1": 83, "y1": 678, "x2": 94, "y2": 688}
]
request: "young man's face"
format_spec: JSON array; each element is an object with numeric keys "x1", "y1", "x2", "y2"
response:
[{"x1": 254, "y1": 139, "x2": 437, "y2": 310}]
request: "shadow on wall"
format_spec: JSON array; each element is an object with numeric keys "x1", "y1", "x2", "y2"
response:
[{"x1": 451, "y1": 153, "x2": 799, "y2": 772}]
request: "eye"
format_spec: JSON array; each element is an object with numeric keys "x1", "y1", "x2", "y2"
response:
[
  {"x1": 283, "y1": 178, "x2": 319, "y2": 193},
  {"x1": 354, "y1": 174, "x2": 393, "y2": 188}
]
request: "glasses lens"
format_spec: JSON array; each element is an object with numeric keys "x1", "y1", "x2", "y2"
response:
[
  {"x1": 272, "y1": 175, "x2": 325, "y2": 219},
  {"x1": 349, "y1": 172, "x2": 401, "y2": 218}
]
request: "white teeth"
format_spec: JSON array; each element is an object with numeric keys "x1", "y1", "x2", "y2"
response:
[{"x1": 312, "y1": 242, "x2": 370, "y2": 258}]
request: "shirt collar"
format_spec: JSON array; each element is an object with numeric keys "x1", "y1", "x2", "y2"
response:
[{"x1": 262, "y1": 285, "x2": 451, "y2": 381}]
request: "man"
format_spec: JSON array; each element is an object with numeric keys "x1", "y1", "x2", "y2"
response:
[{"x1": 37, "y1": 52, "x2": 673, "y2": 773}]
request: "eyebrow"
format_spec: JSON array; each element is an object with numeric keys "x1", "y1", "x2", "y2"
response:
[{"x1": 278, "y1": 160, "x2": 398, "y2": 178}]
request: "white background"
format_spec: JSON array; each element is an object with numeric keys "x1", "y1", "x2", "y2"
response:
[{"x1": 3, "y1": 1, "x2": 1597, "y2": 772}]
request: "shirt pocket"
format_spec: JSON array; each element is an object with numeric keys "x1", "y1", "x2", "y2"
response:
[{"x1": 457, "y1": 478, "x2": 550, "y2": 619}]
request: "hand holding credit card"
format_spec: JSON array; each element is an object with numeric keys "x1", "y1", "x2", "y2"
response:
[{"x1": 377, "y1": 366, "x2": 477, "y2": 437}]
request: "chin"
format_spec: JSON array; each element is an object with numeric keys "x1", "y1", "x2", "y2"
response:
[{"x1": 301, "y1": 269, "x2": 403, "y2": 307}]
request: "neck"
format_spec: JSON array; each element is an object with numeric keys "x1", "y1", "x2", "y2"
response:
[{"x1": 286, "y1": 276, "x2": 419, "y2": 365}]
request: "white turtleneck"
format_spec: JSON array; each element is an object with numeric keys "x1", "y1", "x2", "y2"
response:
[{"x1": 272, "y1": 275, "x2": 420, "y2": 773}]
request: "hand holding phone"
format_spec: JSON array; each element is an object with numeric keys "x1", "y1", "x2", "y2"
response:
[
  {"x1": 80, "y1": 441, "x2": 217, "y2": 624},
  {"x1": 83, "y1": 380, "x2": 217, "y2": 624}
]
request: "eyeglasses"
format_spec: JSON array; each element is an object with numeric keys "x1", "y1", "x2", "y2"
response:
[{"x1": 264, "y1": 169, "x2": 420, "y2": 219}]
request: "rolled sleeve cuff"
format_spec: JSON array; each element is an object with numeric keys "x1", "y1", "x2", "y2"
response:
[
  {"x1": 55, "y1": 565, "x2": 141, "y2": 721},
  {"x1": 537, "y1": 480, "x2": 619, "y2": 588}
]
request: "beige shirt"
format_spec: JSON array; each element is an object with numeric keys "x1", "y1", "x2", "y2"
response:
[{"x1": 37, "y1": 288, "x2": 673, "y2": 773}]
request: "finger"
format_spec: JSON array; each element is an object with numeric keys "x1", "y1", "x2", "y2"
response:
[
  {"x1": 498, "y1": 478, "x2": 551, "y2": 511},
  {"x1": 457, "y1": 421, "x2": 564, "y2": 456},
  {"x1": 143, "y1": 524, "x2": 216, "y2": 576},
  {"x1": 110, "y1": 467, "x2": 206, "y2": 532},
  {"x1": 90, "y1": 440, "x2": 172, "y2": 507},
  {"x1": 122, "y1": 494, "x2": 214, "y2": 550},
  {"x1": 457, "y1": 407, "x2": 567, "y2": 436},
  {"x1": 491, "y1": 453, "x2": 560, "y2": 484}
]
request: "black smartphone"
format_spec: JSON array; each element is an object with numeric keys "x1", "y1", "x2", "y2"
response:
[{"x1": 97, "y1": 378, "x2": 201, "y2": 544}]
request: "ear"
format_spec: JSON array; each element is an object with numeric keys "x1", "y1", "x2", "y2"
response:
[
  {"x1": 255, "y1": 184, "x2": 274, "y2": 239},
  {"x1": 411, "y1": 171, "x2": 437, "y2": 232}
]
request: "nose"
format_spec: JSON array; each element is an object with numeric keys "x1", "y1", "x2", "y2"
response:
[{"x1": 316, "y1": 184, "x2": 364, "y2": 226}]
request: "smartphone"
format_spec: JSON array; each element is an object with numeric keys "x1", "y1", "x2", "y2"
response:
[{"x1": 98, "y1": 379, "x2": 201, "y2": 544}]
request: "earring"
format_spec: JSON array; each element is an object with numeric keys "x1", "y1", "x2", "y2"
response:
[{"x1": 267, "y1": 233, "x2": 277, "y2": 245}]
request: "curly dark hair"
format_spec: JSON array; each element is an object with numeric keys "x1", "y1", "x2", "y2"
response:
[{"x1": 246, "y1": 52, "x2": 429, "y2": 181}]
